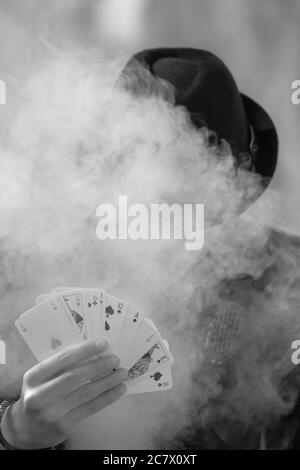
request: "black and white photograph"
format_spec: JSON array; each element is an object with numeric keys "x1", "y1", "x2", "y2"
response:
[{"x1": 0, "y1": 0, "x2": 300, "y2": 454}]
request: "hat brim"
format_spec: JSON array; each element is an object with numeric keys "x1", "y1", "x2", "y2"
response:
[{"x1": 241, "y1": 94, "x2": 278, "y2": 189}]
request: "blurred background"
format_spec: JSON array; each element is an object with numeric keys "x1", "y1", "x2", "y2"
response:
[{"x1": 0, "y1": 0, "x2": 298, "y2": 231}]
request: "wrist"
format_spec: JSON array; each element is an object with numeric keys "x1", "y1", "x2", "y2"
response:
[{"x1": 1, "y1": 401, "x2": 31, "y2": 449}]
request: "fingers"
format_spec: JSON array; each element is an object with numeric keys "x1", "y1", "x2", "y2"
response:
[
  {"x1": 35, "y1": 355, "x2": 122, "y2": 401},
  {"x1": 66, "y1": 354, "x2": 121, "y2": 387},
  {"x1": 66, "y1": 383, "x2": 127, "y2": 426},
  {"x1": 25, "y1": 340, "x2": 109, "y2": 385},
  {"x1": 62, "y1": 368, "x2": 128, "y2": 413}
]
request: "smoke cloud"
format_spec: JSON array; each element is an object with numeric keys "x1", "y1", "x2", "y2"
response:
[{"x1": 0, "y1": 44, "x2": 299, "y2": 450}]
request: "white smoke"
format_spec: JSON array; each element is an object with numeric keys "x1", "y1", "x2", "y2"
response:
[{"x1": 0, "y1": 48, "x2": 299, "y2": 450}]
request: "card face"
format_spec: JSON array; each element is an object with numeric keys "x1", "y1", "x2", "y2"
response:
[
  {"x1": 102, "y1": 294, "x2": 127, "y2": 351},
  {"x1": 15, "y1": 299, "x2": 83, "y2": 361},
  {"x1": 143, "y1": 321, "x2": 174, "y2": 363},
  {"x1": 126, "y1": 338, "x2": 172, "y2": 380},
  {"x1": 82, "y1": 289, "x2": 106, "y2": 340},
  {"x1": 122, "y1": 319, "x2": 172, "y2": 370},
  {"x1": 115, "y1": 303, "x2": 144, "y2": 359},
  {"x1": 60, "y1": 291, "x2": 88, "y2": 340},
  {"x1": 121, "y1": 319, "x2": 157, "y2": 369},
  {"x1": 125, "y1": 365, "x2": 173, "y2": 394}
]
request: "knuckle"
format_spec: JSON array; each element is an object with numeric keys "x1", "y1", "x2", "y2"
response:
[
  {"x1": 23, "y1": 391, "x2": 42, "y2": 413},
  {"x1": 23, "y1": 367, "x2": 40, "y2": 386},
  {"x1": 23, "y1": 369, "x2": 33, "y2": 385},
  {"x1": 55, "y1": 351, "x2": 70, "y2": 368}
]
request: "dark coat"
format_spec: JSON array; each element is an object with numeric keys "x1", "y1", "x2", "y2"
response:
[{"x1": 163, "y1": 227, "x2": 300, "y2": 450}]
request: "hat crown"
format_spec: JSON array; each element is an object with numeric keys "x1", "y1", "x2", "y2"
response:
[{"x1": 152, "y1": 58, "x2": 199, "y2": 102}]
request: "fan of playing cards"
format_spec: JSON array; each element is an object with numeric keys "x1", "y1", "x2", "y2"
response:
[{"x1": 15, "y1": 288, "x2": 173, "y2": 395}]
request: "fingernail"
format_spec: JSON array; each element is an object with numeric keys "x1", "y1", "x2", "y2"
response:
[
  {"x1": 96, "y1": 339, "x2": 108, "y2": 350},
  {"x1": 117, "y1": 369, "x2": 129, "y2": 381},
  {"x1": 107, "y1": 355, "x2": 120, "y2": 369}
]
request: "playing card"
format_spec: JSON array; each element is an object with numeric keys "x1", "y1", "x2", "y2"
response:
[
  {"x1": 102, "y1": 294, "x2": 127, "y2": 351},
  {"x1": 143, "y1": 320, "x2": 174, "y2": 363},
  {"x1": 125, "y1": 364, "x2": 173, "y2": 394},
  {"x1": 82, "y1": 288, "x2": 106, "y2": 340},
  {"x1": 139, "y1": 319, "x2": 174, "y2": 363},
  {"x1": 114, "y1": 303, "x2": 144, "y2": 359},
  {"x1": 125, "y1": 337, "x2": 172, "y2": 379},
  {"x1": 122, "y1": 319, "x2": 172, "y2": 370},
  {"x1": 15, "y1": 298, "x2": 83, "y2": 361},
  {"x1": 36, "y1": 293, "x2": 52, "y2": 304},
  {"x1": 47, "y1": 290, "x2": 88, "y2": 340}
]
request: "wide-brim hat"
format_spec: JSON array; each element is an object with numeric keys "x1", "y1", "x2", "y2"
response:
[{"x1": 119, "y1": 48, "x2": 278, "y2": 195}]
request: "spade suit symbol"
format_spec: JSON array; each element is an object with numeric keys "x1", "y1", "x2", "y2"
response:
[
  {"x1": 51, "y1": 337, "x2": 62, "y2": 350},
  {"x1": 105, "y1": 305, "x2": 114, "y2": 318},
  {"x1": 105, "y1": 321, "x2": 110, "y2": 331}
]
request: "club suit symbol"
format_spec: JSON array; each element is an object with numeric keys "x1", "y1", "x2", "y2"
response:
[{"x1": 151, "y1": 372, "x2": 163, "y2": 382}]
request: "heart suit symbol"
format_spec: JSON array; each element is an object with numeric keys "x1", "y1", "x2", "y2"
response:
[{"x1": 51, "y1": 337, "x2": 62, "y2": 350}]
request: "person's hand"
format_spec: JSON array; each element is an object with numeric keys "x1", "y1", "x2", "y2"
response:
[{"x1": 0, "y1": 339, "x2": 127, "y2": 449}]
